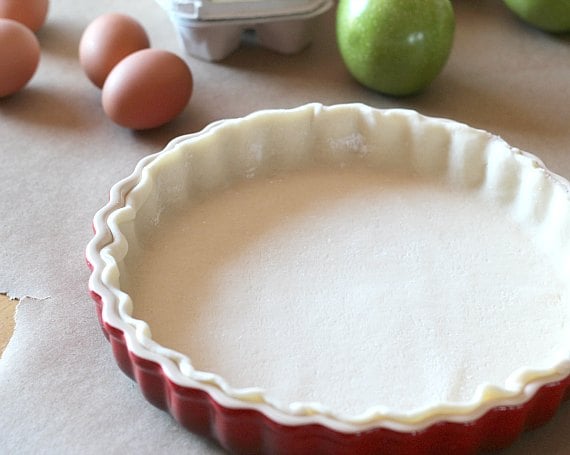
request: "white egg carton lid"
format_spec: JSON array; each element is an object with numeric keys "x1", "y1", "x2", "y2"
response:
[
  {"x1": 155, "y1": 0, "x2": 333, "y2": 61},
  {"x1": 155, "y1": 0, "x2": 331, "y2": 22}
]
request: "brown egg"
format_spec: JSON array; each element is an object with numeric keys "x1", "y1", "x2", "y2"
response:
[
  {"x1": 0, "y1": 0, "x2": 49, "y2": 32},
  {"x1": 0, "y1": 18, "x2": 40, "y2": 98},
  {"x1": 79, "y1": 13, "x2": 150, "y2": 89},
  {"x1": 102, "y1": 49, "x2": 193, "y2": 130}
]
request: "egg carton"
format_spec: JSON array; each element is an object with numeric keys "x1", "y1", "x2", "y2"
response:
[{"x1": 155, "y1": 0, "x2": 333, "y2": 61}]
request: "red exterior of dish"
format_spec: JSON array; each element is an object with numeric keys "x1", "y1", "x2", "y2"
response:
[{"x1": 89, "y1": 289, "x2": 570, "y2": 454}]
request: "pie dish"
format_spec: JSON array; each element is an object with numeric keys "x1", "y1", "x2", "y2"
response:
[{"x1": 86, "y1": 103, "x2": 570, "y2": 454}]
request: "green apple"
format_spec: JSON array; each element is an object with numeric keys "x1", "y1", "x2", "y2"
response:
[
  {"x1": 503, "y1": 0, "x2": 570, "y2": 32},
  {"x1": 336, "y1": 0, "x2": 455, "y2": 96}
]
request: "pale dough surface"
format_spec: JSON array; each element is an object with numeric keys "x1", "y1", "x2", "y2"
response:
[{"x1": 130, "y1": 166, "x2": 567, "y2": 415}]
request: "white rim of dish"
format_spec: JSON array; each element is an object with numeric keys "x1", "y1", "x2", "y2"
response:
[{"x1": 86, "y1": 103, "x2": 570, "y2": 434}]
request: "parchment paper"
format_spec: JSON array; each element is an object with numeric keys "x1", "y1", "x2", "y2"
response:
[{"x1": 2, "y1": 1, "x2": 570, "y2": 453}]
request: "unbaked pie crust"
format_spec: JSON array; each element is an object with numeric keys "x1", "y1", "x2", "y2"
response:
[{"x1": 91, "y1": 103, "x2": 570, "y2": 432}]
